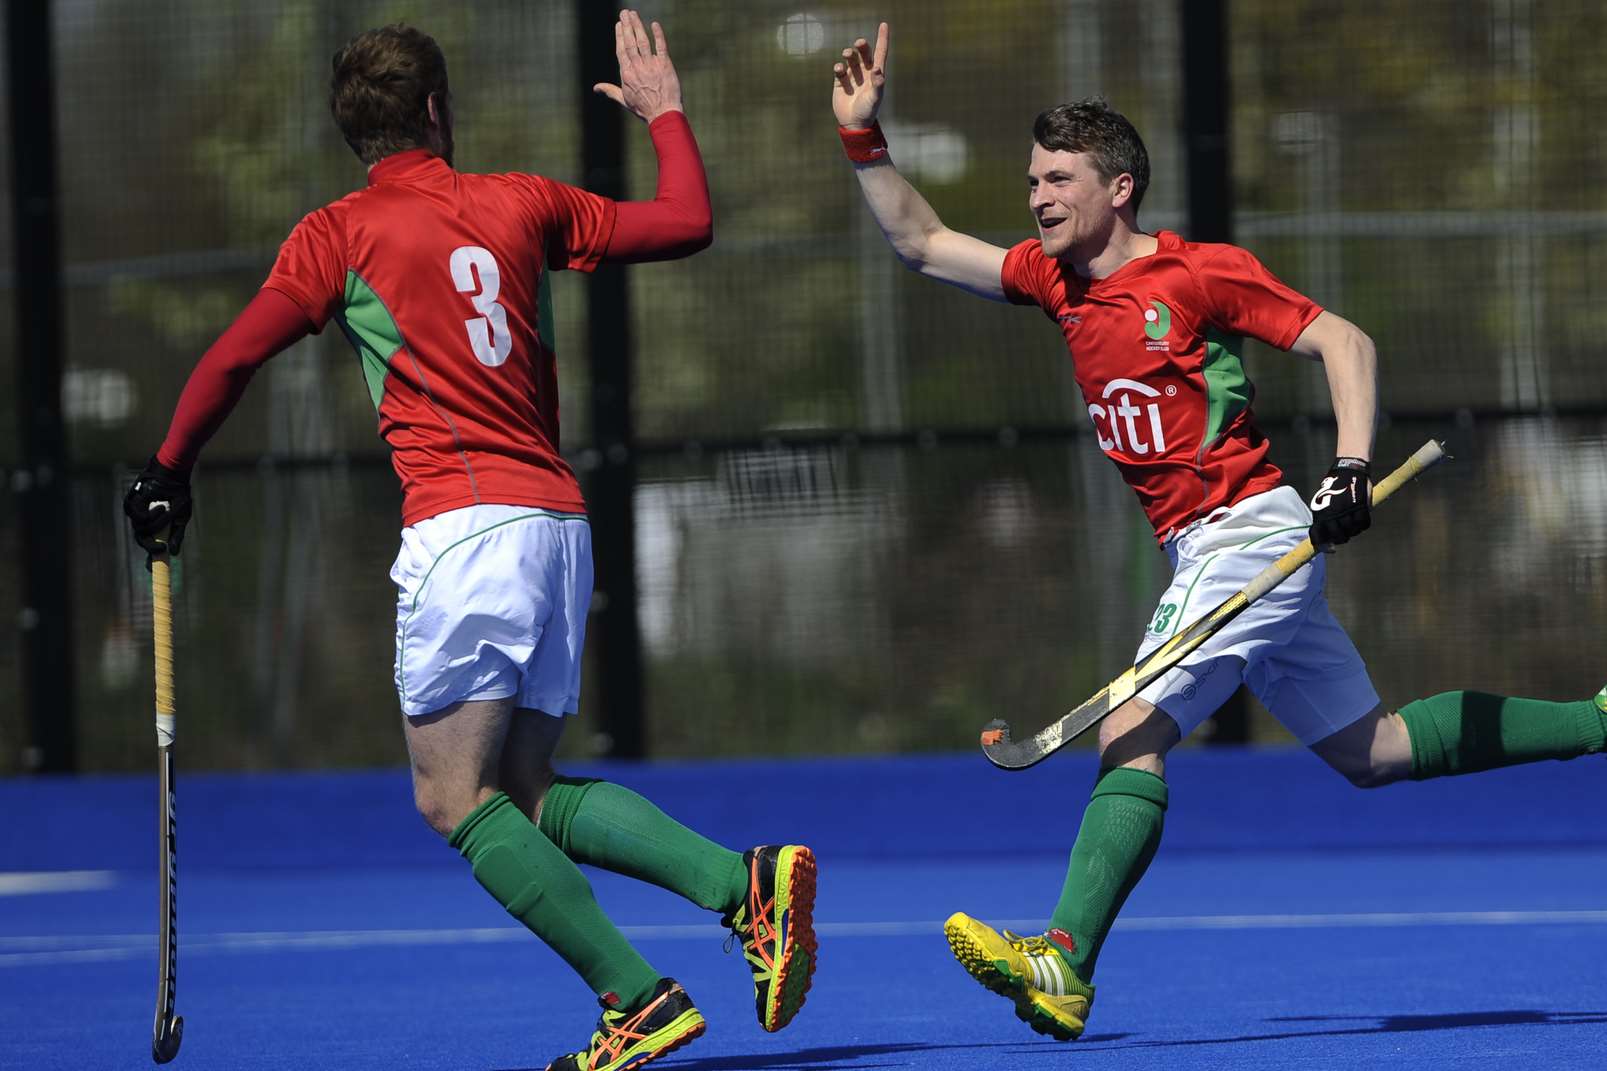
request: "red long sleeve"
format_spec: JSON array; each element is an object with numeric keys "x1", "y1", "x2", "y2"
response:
[
  {"x1": 604, "y1": 110, "x2": 713, "y2": 262},
  {"x1": 155, "y1": 287, "x2": 314, "y2": 470}
]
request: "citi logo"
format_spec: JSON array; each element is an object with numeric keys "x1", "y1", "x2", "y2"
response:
[{"x1": 1088, "y1": 378, "x2": 1168, "y2": 455}]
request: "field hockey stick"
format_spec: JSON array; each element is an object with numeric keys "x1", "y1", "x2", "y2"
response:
[
  {"x1": 150, "y1": 547, "x2": 184, "y2": 1063},
  {"x1": 980, "y1": 438, "x2": 1448, "y2": 770}
]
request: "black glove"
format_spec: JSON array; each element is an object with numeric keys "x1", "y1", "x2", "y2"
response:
[
  {"x1": 1308, "y1": 456, "x2": 1371, "y2": 548},
  {"x1": 123, "y1": 455, "x2": 192, "y2": 557}
]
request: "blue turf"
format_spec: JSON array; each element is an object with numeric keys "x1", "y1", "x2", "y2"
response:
[{"x1": 3, "y1": 749, "x2": 1605, "y2": 1069}]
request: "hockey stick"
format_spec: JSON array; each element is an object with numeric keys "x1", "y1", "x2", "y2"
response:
[
  {"x1": 980, "y1": 439, "x2": 1448, "y2": 770},
  {"x1": 151, "y1": 549, "x2": 184, "y2": 1063}
]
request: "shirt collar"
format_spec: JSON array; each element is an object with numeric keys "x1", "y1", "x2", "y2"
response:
[{"x1": 367, "y1": 148, "x2": 451, "y2": 185}]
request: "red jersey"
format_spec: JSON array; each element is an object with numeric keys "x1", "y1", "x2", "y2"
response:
[
  {"x1": 1002, "y1": 230, "x2": 1321, "y2": 542},
  {"x1": 263, "y1": 149, "x2": 616, "y2": 526}
]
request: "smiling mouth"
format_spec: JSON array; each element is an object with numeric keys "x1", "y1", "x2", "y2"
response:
[{"x1": 1038, "y1": 217, "x2": 1065, "y2": 231}]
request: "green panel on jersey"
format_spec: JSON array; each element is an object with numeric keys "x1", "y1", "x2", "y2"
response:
[
  {"x1": 334, "y1": 270, "x2": 405, "y2": 412},
  {"x1": 537, "y1": 270, "x2": 556, "y2": 357},
  {"x1": 1202, "y1": 329, "x2": 1253, "y2": 445}
]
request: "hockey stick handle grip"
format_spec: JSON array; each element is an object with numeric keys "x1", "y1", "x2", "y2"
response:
[
  {"x1": 152, "y1": 556, "x2": 176, "y2": 746},
  {"x1": 1241, "y1": 439, "x2": 1447, "y2": 604}
]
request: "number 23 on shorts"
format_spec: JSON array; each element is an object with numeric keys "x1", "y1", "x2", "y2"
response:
[{"x1": 1150, "y1": 602, "x2": 1178, "y2": 635}]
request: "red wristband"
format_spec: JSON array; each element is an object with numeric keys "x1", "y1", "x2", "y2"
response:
[{"x1": 839, "y1": 123, "x2": 889, "y2": 164}]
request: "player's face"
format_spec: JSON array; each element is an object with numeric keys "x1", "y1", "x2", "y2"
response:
[{"x1": 1027, "y1": 145, "x2": 1120, "y2": 262}]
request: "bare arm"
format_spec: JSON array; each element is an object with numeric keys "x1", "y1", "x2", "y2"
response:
[
  {"x1": 1289, "y1": 309, "x2": 1378, "y2": 462},
  {"x1": 832, "y1": 24, "x2": 1009, "y2": 302}
]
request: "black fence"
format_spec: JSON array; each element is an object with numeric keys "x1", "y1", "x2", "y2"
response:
[{"x1": 6, "y1": 1, "x2": 1607, "y2": 773}]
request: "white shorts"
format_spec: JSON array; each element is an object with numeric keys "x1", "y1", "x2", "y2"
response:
[
  {"x1": 390, "y1": 504, "x2": 592, "y2": 718},
  {"x1": 1135, "y1": 486, "x2": 1379, "y2": 745}
]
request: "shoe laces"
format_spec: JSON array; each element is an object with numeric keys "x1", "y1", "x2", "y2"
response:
[
  {"x1": 571, "y1": 991, "x2": 662, "y2": 1067},
  {"x1": 721, "y1": 902, "x2": 746, "y2": 955},
  {"x1": 724, "y1": 857, "x2": 779, "y2": 980},
  {"x1": 1000, "y1": 929, "x2": 1056, "y2": 957}
]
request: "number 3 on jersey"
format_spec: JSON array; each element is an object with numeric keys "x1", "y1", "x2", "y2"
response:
[{"x1": 450, "y1": 245, "x2": 513, "y2": 367}]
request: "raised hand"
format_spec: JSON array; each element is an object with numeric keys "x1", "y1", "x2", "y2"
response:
[
  {"x1": 831, "y1": 22, "x2": 888, "y2": 129},
  {"x1": 594, "y1": 9, "x2": 682, "y2": 122}
]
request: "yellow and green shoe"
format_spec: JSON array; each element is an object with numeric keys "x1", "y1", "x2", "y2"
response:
[
  {"x1": 943, "y1": 911, "x2": 1094, "y2": 1041},
  {"x1": 724, "y1": 845, "x2": 818, "y2": 1032},
  {"x1": 1594, "y1": 685, "x2": 1607, "y2": 717},
  {"x1": 544, "y1": 978, "x2": 704, "y2": 1071}
]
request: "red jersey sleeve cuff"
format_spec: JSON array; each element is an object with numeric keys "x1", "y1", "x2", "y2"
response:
[
  {"x1": 261, "y1": 281, "x2": 333, "y2": 334},
  {"x1": 999, "y1": 239, "x2": 1046, "y2": 306},
  {"x1": 647, "y1": 110, "x2": 690, "y2": 137},
  {"x1": 565, "y1": 198, "x2": 618, "y2": 274},
  {"x1": 1276, "y1": 301, "x2": 1324, "y2": 350}
]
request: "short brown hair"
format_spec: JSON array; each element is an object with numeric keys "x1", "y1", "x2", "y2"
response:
[
  {"x1": 1033, "y1": 97, "x2": 1151, "y2": 215},
  {"x1": 330, "y1": 25, "x2": 449, "y2": 165}
]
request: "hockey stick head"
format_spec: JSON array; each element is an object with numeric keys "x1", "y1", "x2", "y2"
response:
[
  {"x1": 979, "y1": 719, "x2": 1051, "y2": 771},
  {"x1": 152, "y1": 1013, "x2": 183, "y2": 1063}
]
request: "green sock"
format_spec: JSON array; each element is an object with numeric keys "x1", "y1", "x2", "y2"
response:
[
  {"x1": 539, "y1": 777, "x2": 748, "y2": 915},
  {"x1": 1048, "y1": 766, "x2": 1168, "y2": 985},
  {"x1": 1398, "y1": 690, "x2": 1607, "y2": 780},
  {"x1": 449, "y1": 792, "x2": 659, "y2": 1008}
]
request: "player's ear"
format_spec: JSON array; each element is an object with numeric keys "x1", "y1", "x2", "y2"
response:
[
  {"x1": 427, "y1": 91, "x2": 453, "y2": 131},
  {"x1": 1110, "y1": 172, "x2": 1135, "y2": 210}
]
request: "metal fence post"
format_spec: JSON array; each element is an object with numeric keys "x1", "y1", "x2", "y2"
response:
[
  {"x1": 7, "y1": 0, "x2": 76, "y2": 772},
  {"x1": 578, "y1": 0, "x2": 645, "y2": 758}
]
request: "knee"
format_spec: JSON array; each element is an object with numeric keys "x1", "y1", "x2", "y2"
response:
[
  {"x1": 1313, "y1": 707, "x2": 1413, "y2": 789},
  {"x1": 413, "y1": 778, "x2": 496, "y2": 839},
  {"x1": 1339, "y1": 763, "x2": 1404, "y2": 790},
  {"x1": 1097, "y1": 705, "x2": 1179, "y2": 768},
  {"x1": 413, "y1": 785, "x2": 458, "y2": 838}
]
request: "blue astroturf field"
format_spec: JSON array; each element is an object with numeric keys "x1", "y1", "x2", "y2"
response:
[{"x1": 3, "y1": 748, "x2": 1605, "y2": 1070}]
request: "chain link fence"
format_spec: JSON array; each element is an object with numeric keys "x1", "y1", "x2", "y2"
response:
[{"x1": 4, "y1": 0, "x2": 1606, "y2": 771}]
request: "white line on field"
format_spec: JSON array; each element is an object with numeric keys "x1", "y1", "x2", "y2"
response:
[
  {"x1": 5, "y1": 910, "x2": 1607, "y2": 968},
  {"x1": 0, "y1": 871, "x2": 117, "y2": 896}
]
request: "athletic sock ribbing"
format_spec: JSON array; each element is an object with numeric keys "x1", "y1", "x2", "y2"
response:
[
  {"x1": 538, "y1": 777, "x2": 749, "y2": 916},
  {"x1": 1048, "y1": 766, "x2": 1168, "y2": 986},
  {"x1": 1398, "y1": 690, "x2": 1607, "y2": 780},
  {"x1": 449, "y1": 791, "x2": 659, "y2": 1008}
]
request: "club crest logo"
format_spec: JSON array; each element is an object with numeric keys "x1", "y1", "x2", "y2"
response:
[{"x1": 1143, "y1": 299, "x2": 1171, "y2": 340}]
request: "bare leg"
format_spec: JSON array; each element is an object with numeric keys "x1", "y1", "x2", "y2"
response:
[
  {"x1": 402, "y1": 696, "x2": 516, "y2": 837},
  {"x1": 1314, "y1": 691, "x2": 1604, "y2": 785},
  {"x1": 1097, "y1": 696, "x2": 1182, "y2": 773},
  {"x1": 1309, "y1": 702, "x2": 1412, "y2": 787},
  {"x1": 499, "y1": 707, "x2": 565, "y2": 826},
  {"x1": 405, "y1": 697, "x2": 664, "y2": 1010}
]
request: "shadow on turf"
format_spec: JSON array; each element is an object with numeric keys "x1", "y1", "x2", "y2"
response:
[
  {"x1": 660, "y1": 1043, "x2": 1027, "y2": 1069},
  {"x1": 494, "y1": 1041, "x2": 1029, "y2": 1070},
  {"x1": 1270, "y1": 1010, "x2": 1607, "y2": 1032},
  {"x1": 1058, "y1": 1009, "x2": 1607, "y2": 1050}
]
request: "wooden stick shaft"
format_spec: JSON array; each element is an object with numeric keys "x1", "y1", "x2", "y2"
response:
[{"x1": 152, "y1": 557, "x2": 175, "y2": 745}]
